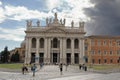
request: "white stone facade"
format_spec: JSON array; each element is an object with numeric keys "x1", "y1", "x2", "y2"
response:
[{"x1": 25, "y1": 13, "x2": 86, "y2": 64}]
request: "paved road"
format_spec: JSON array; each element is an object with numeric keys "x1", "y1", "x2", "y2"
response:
[{"x1": 0, "y1": 65, "x2": 120, "y2": 80}]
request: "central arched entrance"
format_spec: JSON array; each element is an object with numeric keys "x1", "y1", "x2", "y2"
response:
[{"x1": 51, "y1": 38, "x2": 60, "y2": 64}]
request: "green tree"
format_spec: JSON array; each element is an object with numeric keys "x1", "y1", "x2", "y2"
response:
[
  {"x1": 1, "y1": 46, "x2": 10, "y2": 63},
  {"x1": 10, "y1": 54, "x2": 15, "y2": 62},
  {"x1": 14, "y1": 50, "x2": 20, "y2": 62}
]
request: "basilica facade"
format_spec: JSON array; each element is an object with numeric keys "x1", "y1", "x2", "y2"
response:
[{"x1": 24, "y1": 13, "x2": 86, "y2": 64}]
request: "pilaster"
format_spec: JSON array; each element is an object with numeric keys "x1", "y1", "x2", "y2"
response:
[
  {"x1": 71, "y1": 38, "x2": 74, "y2": 64},
  {"x1": 47, "y1": 37, "x2": 51, "y2": 64},
  {"x1": 44, "y1": 38, "x2": 48, "y2": 64},
  {"x1": 60, "y1": 38, "x2": 63, "y2": 63},
  {"x1": 35, "y1": 38, "x2": 39, "y2": 64},
  {"x1": 25, "y1": 37, "x2": 29, "y2": 64},
  {"x1": 62, "y1": 38, "x2": 66, "y2": 64}
]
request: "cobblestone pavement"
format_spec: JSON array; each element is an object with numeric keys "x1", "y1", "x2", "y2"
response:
[{"x1": 0, "y1": 65, "x2": 120, "y2": 80}]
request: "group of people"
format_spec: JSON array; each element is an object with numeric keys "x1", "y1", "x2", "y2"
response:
[
  {"x1": 22, "y1": 63, "x2": 87, "y2": 77},
  {"x1": 59, "y1": 63, "x2": 69, "y2": 75},
  {"x1": 79, "y1": 64, "x2": 87, "y2": 71},
  {"x1": 22, "y1": 63, "x2": 43, "y2": 77}
]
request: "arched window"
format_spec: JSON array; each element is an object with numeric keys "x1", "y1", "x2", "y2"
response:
[
  {"x1": 74, "y1": 39, "x2": 79, "y2": 49},
  {"x1": 40, "y1": 38, "x2": 44, "y2": 48},
  {"x1": 32, "y1": 38, "x2": 36, "y2": 48},
  {"x1": 53, "y1": 38, "x2": 58, "y2": 48},
  {"x1": 67, "y1": 39, "x2": 71, "y2": 49}
]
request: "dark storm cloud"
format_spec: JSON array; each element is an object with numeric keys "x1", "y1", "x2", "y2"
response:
[{"x1": 84, "y1": 0, "x2": 120, "y2": 35}]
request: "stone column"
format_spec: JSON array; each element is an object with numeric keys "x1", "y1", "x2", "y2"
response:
[
  {"x1": 28, "y1": 37, "x2": 32, "y2": 64},
  {"x1": 79, "y1": 38, "x2": 82, "y2": 64},
  {"x1": 60, "y1": 38, "x2": 63, "y2": 63},
  {"x1": 25, "y1": 37, "x2": 29, "y2": 64},
  {"x1": 62, "y1": 38, "x2": 66, "y2": 64},
  {"x1": 79, "y1": 38, "x2": 85, "y2": 64},
  {"x1": 35, "y1": 38, "x2": 39, "y2": 64},
  {"x1": 71, "y1": 38, "x2": 74, "y2": 64},
  {"x1": 44, "y1": 38, "x2": 48, "y2": 64},
  {"x1": 82, "y1": 39, "x2": 85, "y2": 63},
  {"x1": 47, "y1": 37, "x2": 51, "y2": 64}
]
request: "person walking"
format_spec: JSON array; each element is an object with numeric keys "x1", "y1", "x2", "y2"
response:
[
  {"x1": 31, "y1": 64, "x2": 37, "y2": 77},
  {"x1": 79, "y1": 64, "x2": 82, "y2": 70},
  {"x1": 40, "y1": 62, "x2": 43, "y2": 69},
  {"x1": 22, "y1": 64, "x2": 25, "y2": 74},
  {"x1": 59, "y1": 63, "x2": 63, "y2": 75}
]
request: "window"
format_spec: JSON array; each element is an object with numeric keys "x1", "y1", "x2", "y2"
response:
[
  {"x1": 104, "y1": 51, "x2": 107, "y2": 55},
  {"x1": 85, "y1": 45, "x2": 88, "y2": 51},
  {"x1": 97, "y1": 40, "x2": 101, "y2": 46},
  {"x1": 53, "y1": 38, "x2": 58, "y2": 48},
  {"x1": 104, "y1": 59, "x2": 107, "y2": 63},
  {"x1": 91, "y1": 39, "x2": 94, "y2": 46},
  {"x1": 40, "y1": 38, "x2": 44, "y2": 48},
  {"x1": 32, "y1": 38, "x2": 36, "y2": 48},
  {"x1": 117, "y1": 50, "x2": 120, "y2": 55},
  {"x1": 109, "y1": 40, "x2": 112, "y2": 46},
  {"x1": 110, "y1": 59, "x2": 113, "y2": 63},
  {"x1": 103, "y1": 40, "x2": 106, "y2": 46},
  {"x1": 110, "y1": 51, "x2": 112, "y2": 55},
  {"x1": 98, "y1": 59, "x2": 101, "y2": 64},
  {"x1": 67, "y1": 39, "x2": 71, "y2": 49},
  {"x1": 74, "y1": 39, "x2": 79, "y2": 49},
  {"x1": 98, "y1": 50, "x2": 101, "y2": 55},
  {"x1": 92, "y1": 59, "x2": 95, "y2": 64},
  {"x1": 91, "y1": 50, "x2": 94, "y2": 55}
]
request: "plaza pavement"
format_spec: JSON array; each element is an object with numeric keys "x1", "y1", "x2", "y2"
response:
[{"x1": 0, "y1": 65, "x2": 120, "y2": 80}]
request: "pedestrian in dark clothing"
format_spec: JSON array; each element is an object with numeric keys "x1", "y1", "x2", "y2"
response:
[
  {"x1": 84, "y1": 66, "x2": 87, "y2": 71},
  {"x1": 59, "y1": 63, "x2": 63, "y2": 75},
  {"x1": 79, "y1": 64, "x2": 82, "y2": 70},
  {"x1": 22, "y1": 64, "x2": 28, "y2": 74},
  {"x1": 82, "y1": 64, "x2": 85, "y2": 70},
  {"x1": 31, "y1": 64, "x2": 37, "y2": 77},
  {"x1": 40, "y1": 63, "x2": 43, "y2": 69},
  {"x1": 22, "y1": 64, "x2": 25, "y2": 74}
]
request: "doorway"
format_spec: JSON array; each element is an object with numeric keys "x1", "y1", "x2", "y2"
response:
[
  {"x1": 66, "y1": 53, "x2": 71, "y2": 64},
  {"x1": 74, "y1": 53, "x2": 79, "y2": 64},
  {"x1": 39, "y1": 53, "x2": 44, "y2": 63},
  {"x1": 31, "y1": 53, "x2": 35, "y2": 63}
]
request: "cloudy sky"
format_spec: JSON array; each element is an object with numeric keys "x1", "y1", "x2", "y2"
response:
[{"x1": 0, "y1": 0, "x2": 120, "y2": 51}]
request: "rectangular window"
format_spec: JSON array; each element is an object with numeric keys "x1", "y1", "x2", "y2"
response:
[
  {"x1": 110, "y1": 51, "x2": 112, "y2": 55},
  {"x1": 91, "y1": 50, "x2": 94, "y2": 55},
  {"x1": 85, "y1": 45, "x2": 88, "y2": 51},
  {"x1": 117, "y1": 50, "x2": 120, "y2": 55},
  {"x1": 97, "y1": 40, "x2": 101, "y2": 46},
  {"x1": 109, "y1": 40, "x2": 112, "y2": 46},
  {"x1": 103, "y1": 40, "x2": 106, "y2": 46},
  {"x1": 98, "y1": 50, "x2": 101, "y2": 55},
  {"x1": 104, "y1": 59, "x2": 107, "y2": 63},
  {"x1": 104, "y1": 51, "x2": 107, "y2": 55},
  {"x1": 110, "y1": 59, "x2": 113, "y2": 63},
  {"x1": 91, "y1": 39, "x2": 94, "y2": 46}
]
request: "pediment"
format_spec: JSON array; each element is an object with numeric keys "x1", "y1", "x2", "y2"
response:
[{"x1": 45, "y1": 27, "x2": 66, "y2": 33}]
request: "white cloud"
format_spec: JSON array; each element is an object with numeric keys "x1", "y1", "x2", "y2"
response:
[
  {"x1": 0, "y1": 27, "x2": 25, "y2": 41},
  {"x1": 0, "y1": 3, "x2": 53, "y2": 22},
  {"x1": 46, "y1": 0, "x2": 94, "y2": 26},
  {"x1": 0, "y1": 0, "x2": 94, "y2": 26},
  {"x1": 4, "y1": 5, "x2": 53, "y2": 21},
  {"x1": 0, "y1": 1, "x2": 2, "y2": 6}
]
